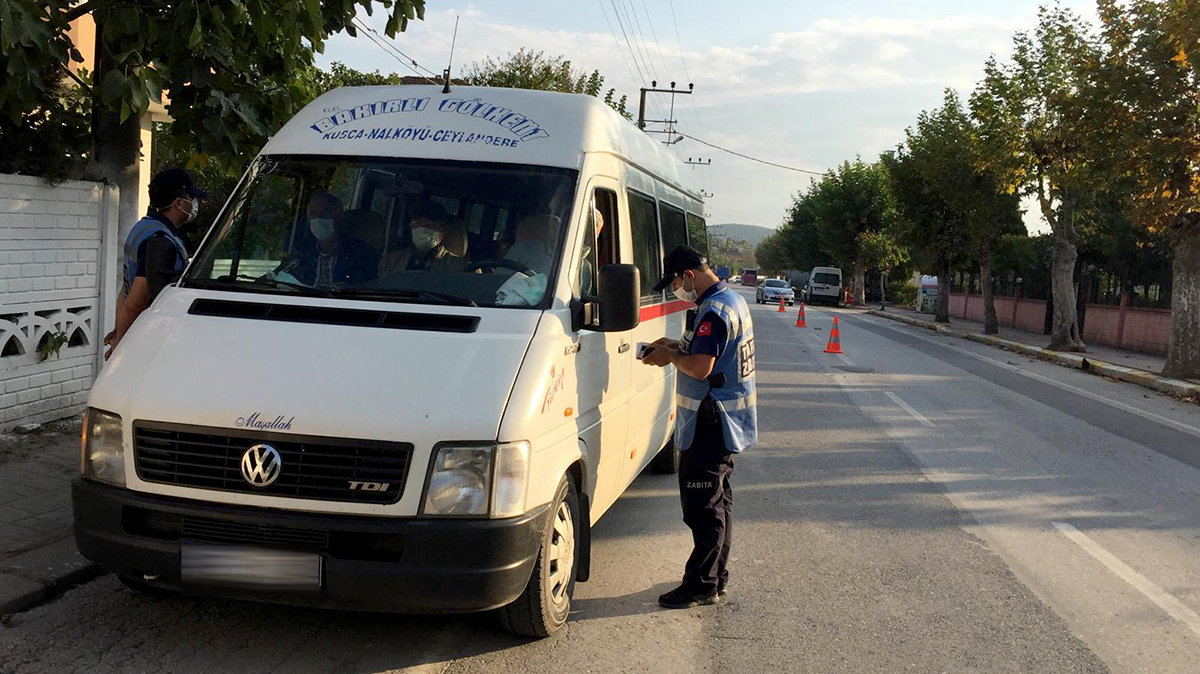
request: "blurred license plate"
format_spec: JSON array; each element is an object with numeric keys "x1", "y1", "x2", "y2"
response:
[{"x1": 181, "y1": 542, "x2": 321, "y2": 592}]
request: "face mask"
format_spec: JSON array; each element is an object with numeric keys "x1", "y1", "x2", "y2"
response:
[
  {"x1": 673, "y1": 274, "x2": 698, "y2": 303},
  {"x1": 412, "y1": 227, "x2": 443, "y2": 251},
  {"x1": 309, "y1": 217, "x2": 336, "y2": 241},
  {"x1": 180, "y1": 198, "x2": 200, "y2": 223}
]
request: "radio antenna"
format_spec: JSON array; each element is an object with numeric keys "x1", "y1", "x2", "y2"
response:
[{"x1": 443, "y1": 15, "x2": 460, "y2": 94}]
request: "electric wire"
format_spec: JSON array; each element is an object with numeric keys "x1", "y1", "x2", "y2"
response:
[
  {"x1": 350, "y1": 17, "x2": 441, "y2": 79},
  {"x1": 677, "y1": 133, "x2": 825, "y2": 175},
  {"x1": 350, "y1": 17, "x2": 441, "y2": 84},
  {"x1": 669, "y1": 0, "x2": 705, "y2": 137},
  {"x1": 639, "y1": 0, "x2": 676, "y2": 88}
]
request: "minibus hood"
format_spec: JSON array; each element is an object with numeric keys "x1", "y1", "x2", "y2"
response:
[{"x1": 93, "y1": 288, "x2": 540, "y2": 443}]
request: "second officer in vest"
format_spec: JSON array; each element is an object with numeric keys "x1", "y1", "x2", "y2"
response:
[
  {"x1": 642, "y1": 245, "x2": 757, "y2": 609},
  {"x1": 103, "y1": 168, "x2": 204, "y2": 359}
]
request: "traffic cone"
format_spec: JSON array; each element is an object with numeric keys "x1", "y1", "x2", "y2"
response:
[
  {"x1": 795, "y1": 302, "x2": 807, "y2": 328},
  {"x1": 777, "y1": 295, "x2": 786, "y2": 312},
  {"x1": 824, "y1": 316, "x2": 844, "y2": 354}
]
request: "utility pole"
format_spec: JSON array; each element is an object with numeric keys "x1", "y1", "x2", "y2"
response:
[{"x1": 638, "y1": 81, "x2": 693, "y2": 145}]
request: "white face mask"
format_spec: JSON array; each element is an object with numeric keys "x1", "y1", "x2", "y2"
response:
[
  {"x1": 673, "y1": 274, "x2": 698, "y2": 303},
  {"x1": 185, "y1": 198, "x2": 200, "y2": 223},
  {"x1": 412, "y1": 227, "x2": 443, "y2": 251},
  {"x1": 309, "y1": 217, "x2": 336, "y2": 242}
]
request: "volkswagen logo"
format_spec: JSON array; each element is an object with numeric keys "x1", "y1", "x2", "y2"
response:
[{"x1": 241, "y1": 444, "x2": 282, "y2": 487}]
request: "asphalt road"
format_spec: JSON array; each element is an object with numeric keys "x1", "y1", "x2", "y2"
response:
[{"x1": 4, "y1": 286, "x2": 1200, "y2": 673}]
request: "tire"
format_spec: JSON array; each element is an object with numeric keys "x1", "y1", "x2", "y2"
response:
[
  {"x1": 649, "y1": 436, "x2": 680, "y2": 474},
  {"x1": 499, "y1": 476, "x2": 579, "y2": 638},
  {"x1": 119, "y1": 575, "x2": 178, "y2": 597}
]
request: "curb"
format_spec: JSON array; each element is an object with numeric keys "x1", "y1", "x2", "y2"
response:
[
  {"x1": 866, "y1": 310, "x2": 1200, "y2": 403},
  {"x1": 0, "y1": 538, "x2": 102, "y2": 616}
]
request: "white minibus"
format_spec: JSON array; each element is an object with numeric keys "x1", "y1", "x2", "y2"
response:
[
  {"x1": 806, "y1": 266, "x2": 843, "y2": 305},
  {"x1": 74, "y1": 85, "x2": 709, "y2": 636}
]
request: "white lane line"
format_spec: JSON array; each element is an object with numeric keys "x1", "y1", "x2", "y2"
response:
[
  {"x1": 1052, "y1": 522, "x2": 1200, "y2": 638},
  {"x1": 836, "y1": 353, "x2": 856, "y2": 367},
  {"x1": 860, "y1": 316, "x2": 1200, "y2": 440},
  {"x1": 884, "y1": 391, "x2": 936, "y2": 427}
]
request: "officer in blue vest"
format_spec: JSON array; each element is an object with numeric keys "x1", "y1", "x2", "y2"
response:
[
  {"x1": 642, "y1": 245, "x2": 757, "y2": 609},
  {"x1": 103, "y1": 168, "x2": 204, "y2": 360}
]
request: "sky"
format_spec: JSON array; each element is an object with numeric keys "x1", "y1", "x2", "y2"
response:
[{"x1": 318, "y1": 1, "x2": 1098, "y2": 234}]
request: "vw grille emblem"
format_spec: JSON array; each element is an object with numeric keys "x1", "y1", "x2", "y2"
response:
[{"x1": 241, "y1": 444, "x2": 282, "y2": 487}]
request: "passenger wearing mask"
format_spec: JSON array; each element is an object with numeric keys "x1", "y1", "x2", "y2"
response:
[
  {"x1": 379, "y1": 200, "x2": 467, "y2": 275},
  {"x1": 104, "y1": 168, "x2": 203, "y2": 360},
  {"x1": 505, "y1": 215, "x2": 558, "y2": 274},
  {"x1": 280, "y1": 192, "x2": 378, "y2": 287}
]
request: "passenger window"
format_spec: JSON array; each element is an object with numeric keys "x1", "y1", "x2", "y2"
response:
[
  {"x1": 687, "y1": 213, "x2": 709, "y2": 258},
  {"x1": 577, "y1": 188, "x2": 619, "y2": 303},
  {"x1": 628, "y1": 190, "x2": 662, "y2": 299},
  {"x1": 578, "y1": 203, "x2": 600, "y2": 302},
  {"x1": 660, "y1": 203, "x2": 688, "y2": 255}
]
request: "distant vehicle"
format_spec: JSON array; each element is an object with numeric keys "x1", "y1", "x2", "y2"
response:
[
  {"x1": 787, "y1": 270, "x2": 810, "y2": 298},
  {"x1": 740, "y1": 268, "x2": 759, "y2": 286},
  {"x1": 715, "y1": 266, "x2": 732, "y2": 281},
  {"x1": 806, "y1": 267, "x2": 843, "y2": 305},
  {"x1": 756, "y1": 278, "x2": 796, "y2": 305}
]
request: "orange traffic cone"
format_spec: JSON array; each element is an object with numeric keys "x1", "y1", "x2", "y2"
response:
[
  {"x1": 777, "y1": 295, "x2": 786, "y2": 312},
  {"x1": 795, "y1": 302, "x2": 807, "y2": 328},
  {"x1": 824, "y1": 316, "x2": 844, "y2": 354}
]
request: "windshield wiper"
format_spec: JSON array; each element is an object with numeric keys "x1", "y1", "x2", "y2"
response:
[
  {"x1": 232, "y1": 274, "x2": 335, "y2": 298},
  {"x1": 333, "y1": 288, "x2": 478, "y2": 307}
]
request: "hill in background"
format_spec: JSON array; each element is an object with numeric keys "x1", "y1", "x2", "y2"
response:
[{"x1": 708, "y1": 223, "x2": 773, "y2": 248}]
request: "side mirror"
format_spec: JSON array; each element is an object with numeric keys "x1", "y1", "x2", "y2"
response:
[{"x1": 596, "y1": 264, "x2": 640, "y2": 332}]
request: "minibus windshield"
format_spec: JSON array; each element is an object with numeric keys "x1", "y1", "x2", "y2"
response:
[{"x1": 184, "y1": 156, "x2": 578, "y2": 308}]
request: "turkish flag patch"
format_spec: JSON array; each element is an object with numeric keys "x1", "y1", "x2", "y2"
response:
[{"x1": 696, "y1": 322, "x2": 713, "y2": 337}]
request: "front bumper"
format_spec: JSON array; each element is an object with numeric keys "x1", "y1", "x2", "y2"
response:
[{"x1": 72, "y1": 478, "x2": 550, "y2": 613}]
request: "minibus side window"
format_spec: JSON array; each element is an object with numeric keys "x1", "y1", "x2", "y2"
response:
[
  {"x1": 687, "y1": 212, "x2": 709, "y2": 258},
  {"x1": 577, "y1": 189, "x2": 619, "y2": 308},
  {"x1": 660, "y1": 203, "x2": 688, "y2": 255},
  {"x1": 628, "y1": 190, "x2": 663, "y2": 300}
]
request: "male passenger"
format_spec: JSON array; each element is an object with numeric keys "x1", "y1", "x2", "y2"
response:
[
  {"x1": 378, "y1": 200, "x2": 467, "y2": 275},
  {"x1": 282, "y1": 192, "x2": 378, "y2": 286},
  {"x1": 642, "y1": 246, "x2": 757, "y2": 609}
]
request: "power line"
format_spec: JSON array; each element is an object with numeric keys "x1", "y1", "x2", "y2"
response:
[
  {"x1": 350, "y1": 17, "x2": 441, "y2": 84},
  {"x1": 669, "y1": 0, "x2": 704, "y2": 137},
  {"x1": 678, "y1": 133, "x2": 825, "y2": 175},
  {"x1": 639, "y1": 0, "x2": 675, "y2": 88},
  {"x1": 608, "y1": 0, "x2": 669, "y2": 125},
  {"x1": 597, "y1": 0, "x2": 641, "y2": 91},
  {"x1": 350, "y1": 17, "x2": 440, "y2": 79}
]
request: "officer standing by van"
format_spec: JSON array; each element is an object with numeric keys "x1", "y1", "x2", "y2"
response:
[
  {"x1": 103, "y1": 168, "x2": 204, "y2": 359},
  {"x1": 642, "y1": 245, "x2": 757, "y2": 609}
]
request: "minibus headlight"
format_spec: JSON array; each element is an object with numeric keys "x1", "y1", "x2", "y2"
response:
[
  {"x1": 491, "y1": 442, "x2": 530, "y2": 518},
  {"x1": 81, "y1": 408, "x2": 125, "y2": 487},
  {"x1": 424, "y1": 446, "x2": 493, "y2": 515}
]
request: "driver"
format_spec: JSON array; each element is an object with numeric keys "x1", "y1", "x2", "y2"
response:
[
  {"x1": 379, "y1": 200, "x2": 467, "y2": 275},
  {"x1": 280, "y1": 192, "x2": 378, "y2": 286}
]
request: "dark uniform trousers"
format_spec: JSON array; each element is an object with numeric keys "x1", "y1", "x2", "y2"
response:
[{"x1": 679, "y1": 396, "x2": 734, "y2": 593}]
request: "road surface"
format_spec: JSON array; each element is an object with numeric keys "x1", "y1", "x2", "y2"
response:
[{"x1": 4, "y1": 286, "x2": 1200, "y2": 673}]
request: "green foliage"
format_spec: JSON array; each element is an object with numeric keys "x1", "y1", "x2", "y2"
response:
[
  {"x1": 0, "y1": 0, "x2": 427, "y2": 176},
  {"x1": 889, "y1": 280, "x2": 917, "y2": 306},
  {"x1": 37, "y1": 330, "x2": 69, "y2": 361},
  {"x1": 707, "y1": 233, "x2": 756, "y2": 271},
  {"x1": 856, "y1": 229, "x2": 909, "y2": 273},
  {"x1": 0, "y1": 64, "x2": 91, "y2": 181},
  {"x1": 754, "y1": 232, "x2": 789, "y2": 275},
  {"x1": 463, "y1": 49, "x2": 633, "y2": 121},
  {"x1": 804, "y1": 158, "x2": 896, "y2": 270}
]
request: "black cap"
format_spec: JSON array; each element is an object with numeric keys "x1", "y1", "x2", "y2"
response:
[
  {"x1": 652, "y1": 245, "x2": 706, "y2": 292},
  {"x1": 148, "y1": 168, "x2": 208, "y2": 209}
]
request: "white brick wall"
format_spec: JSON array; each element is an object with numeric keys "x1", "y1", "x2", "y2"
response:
[{"x1": 1, "y1": 173, "x2": 119, "y2": 430}]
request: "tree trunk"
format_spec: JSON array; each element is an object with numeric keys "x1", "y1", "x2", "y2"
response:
[
  {"x1": 853, "y1": 259, "x2": 866, "y2": 306},
  {"x1": 1163, "y1": 218, "x2": 1200, "y2": 379},
  {"x1": 92, "y1": 21, "x2": 143, "y2": 243},
  {"x1": 980, "y1": 253, "x2": 998, "y2": 335},
  {"x1": 935, "y1": 260, "x2": 951, "y2": 324},
  {"x1": 1047, "y1": 205, "x2": 1086, "y2": 352}
]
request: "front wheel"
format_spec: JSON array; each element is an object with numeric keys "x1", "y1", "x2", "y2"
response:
[
  {"x1": 649, "y1": 436, "x2": 680, "y2": 474},
  {"x1": 499, "y1": 476, "x2": 579, "y2": 637}
]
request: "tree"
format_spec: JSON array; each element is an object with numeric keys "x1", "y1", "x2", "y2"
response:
[
  {"x1": 856, "y1": 228, "x2": 910, "y2": 308},
  {"x1": 463, "y1": 48, "x2": 632, "y2": 120},
  {"x1": 971, "y1": 6, "x2": 1101, "y2": 351},
  {"x1": 0, "y1": 63, "x2": 90, "y2": 182},
  {"x1": 1093, "y1": 0, "x2": 1200, "y2": 378},
  {"x1": 805, "y1": 159, "x2": 896, "y2": 305},
  {"x1": 755, "y1": 232, "x2": 789, "y2": 276},
  {"x1": 776, "y1": 189, "x2": 833, "y2": 273},
  {"x1": 0, "y1": 0, "x2": 426, "y2": 234}
]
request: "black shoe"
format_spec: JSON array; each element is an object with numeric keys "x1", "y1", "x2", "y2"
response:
[
  {"x1": 717, "y1": 580, "x2": 728, "y2": 597},
  {"x1": 658, "y1": 584, "x2": 720, "y2": 609}
]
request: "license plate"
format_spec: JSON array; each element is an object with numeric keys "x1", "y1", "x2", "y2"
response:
[{"x1": 181, "y1": 542, "x2": 322, "y2": 592}]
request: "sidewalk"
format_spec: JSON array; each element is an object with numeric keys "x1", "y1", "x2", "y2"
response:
[
  {"x1": 0, "y1": 417, "x2": 98, "y2": 615},
  {"x1": 868, "y1": 305, "x2": 1200, "y2": 400}
]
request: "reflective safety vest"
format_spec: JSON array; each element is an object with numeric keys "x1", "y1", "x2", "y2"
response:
[
  {"x1": 676, "y1": 286, "x2": 757, "y2": 452},
  {"x1": 122, "y1": 212, "x2": 189, "y2": 295}
]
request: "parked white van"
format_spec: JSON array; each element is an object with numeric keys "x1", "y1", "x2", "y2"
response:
[
  {"x1": 806, "y1": 267, "x2": 843, "y2": 305},
  {"x1": 74, "y1": 85, "x2": 710, "y2": 636}
]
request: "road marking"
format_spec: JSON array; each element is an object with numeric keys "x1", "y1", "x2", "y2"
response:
[
  {"x1": 836, "y1": 353, "x2": 856, "y2": 367},
  {"x1": 859, "y1": 315, "x2": 1200, "y2": 440},
  {"x1": 1052, "y1": 522, "x2": 1200, "y2": 638},
  {"x1": 884, "y1": 391, "x2": 936, "y2": 427}
]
